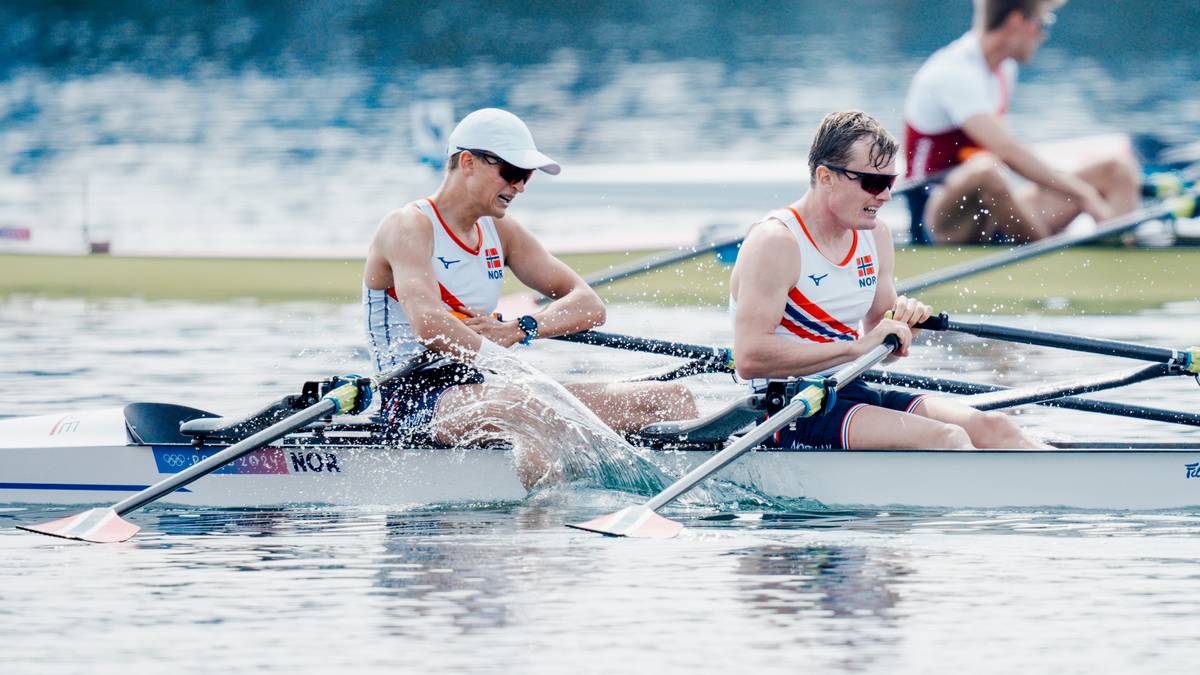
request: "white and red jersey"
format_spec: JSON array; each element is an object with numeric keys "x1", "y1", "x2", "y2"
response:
[
  {"x1": 904, "y1": 32, "x2": 1017, "y2": 179},
  {"x1": 731, "y1": 207, "x2": 880, "y2": 379},
  {"x1": 364, "y1": 197, "x2": 505, "y2": 370}
]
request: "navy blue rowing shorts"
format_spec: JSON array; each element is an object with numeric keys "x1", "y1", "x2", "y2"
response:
[
  {"x1": 765, "y1": 380, "x2": 926, "y2": 450},
  {"x1": 379, "y1": 362, "x2": 484, "y2": 443}
]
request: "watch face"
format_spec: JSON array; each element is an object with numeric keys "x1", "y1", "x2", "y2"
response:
[{"x1": 518, "y1": 315, "x2": 537, "y2": 335}]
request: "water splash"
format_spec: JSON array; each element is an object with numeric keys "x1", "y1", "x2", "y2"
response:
[{"x1": 429, "y1": 350, "x2": 778, "y2": 509}]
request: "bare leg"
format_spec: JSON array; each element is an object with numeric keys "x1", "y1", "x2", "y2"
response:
[
  {"x1": 427, "y1": 380, "x2": 697, "y2": 488},
  {"x1": 844, "y1": 405, "x2": 975, "y2": 450},
  {"x1": 911, "y1": 396, "x2": 1050, "y2": 449},
  {"x1": 1016, "y1": 153, "x2": 1142, "y2": 233},
  {"x1": 926, "y1": 153, "x2": 1049, "y2": 244},
  {"x1": 431, "y1": 382, "x2": 568, "y2": 489},
  {"x1": 565, "y1": 381, "x2": 698, "y2": 434}
]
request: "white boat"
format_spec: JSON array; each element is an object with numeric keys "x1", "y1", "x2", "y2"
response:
[{"x1": 3, "y1": 403, "x2": 1198, "y2": 511}]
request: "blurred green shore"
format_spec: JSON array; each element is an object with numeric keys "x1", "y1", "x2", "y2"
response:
[{"x1": 2, "y1": 247, "x2": 1197, "y2": 314}]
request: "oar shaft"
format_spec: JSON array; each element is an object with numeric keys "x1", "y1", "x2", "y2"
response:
[
  {"x1": 863, "y1": 370, "x2": 1200, "y2": 427},
  {"x1": 110, "y1": 354, "x2": 431, "y2": 517},
  {"x1": 961, "y1": 363, "x2": 1170, "y2": 410},
  {"x1": 581, "y1": 235, "x2": 744, "y2": 291},
  {"x1": 898, "y1": 194, "x2": 1195, "y2": 295},
  {"x1": 552, "y1": 330, "x2": 728, "y2": 362},
  {"x1": 112, "y1": 399, "x2": 335, "y2": 515},
  {"x1": 918, "y1": 313, "x2": 1181, "y2": 364},
  {"x1": 643, "y1": 340, "x2": 897, "y2": 512}
]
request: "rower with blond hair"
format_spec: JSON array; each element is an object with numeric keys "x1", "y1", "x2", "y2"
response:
[{"x1": 730, "y1": 110, "x2": 1047, "y2": 450}]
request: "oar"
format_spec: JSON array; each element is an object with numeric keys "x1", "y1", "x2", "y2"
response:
[
  {"x1": 556, "y1": 324, "x2": 1200, "y2": 418},
  {"x1": 898, "y1": 190, "x2": 1198, "y2": 295},
  {"x1": 863, "y1": 370, "x2": 1200, "y2": 427},
  {"x1": 916, "y1": 312, "x2": 1200, "y2": 371},
  {"x1": 567, "y1": 335, "x2": 901, "y2": 539},
  {"x1": 551, "y1": 330, "x2": 731, "y2": 365},
  {"x1": 18, "y1": 354, "x2": 432, "y2": 543},
  {"x1": 956, "y1": 362, "x2": 1172, "y2": 410}
]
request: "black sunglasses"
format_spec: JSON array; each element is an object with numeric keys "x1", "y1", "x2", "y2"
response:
[
  {"x1": 822, "y1": 164, "x2": 897, "y2": 196},
  {"x1": 458, "y1": 148, "x2": 534, "y2": 185}
]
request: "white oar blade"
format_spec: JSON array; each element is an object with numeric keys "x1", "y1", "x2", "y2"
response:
[
  {"x1": 566, "y1": 505, "x2": 684, "y2": 539},
  {"x1": 17, "y1": 507, "x2": 140, "y2": 543}
]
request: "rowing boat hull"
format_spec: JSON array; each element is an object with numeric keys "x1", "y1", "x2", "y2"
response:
[{"x1": 3, "y1": 441, "x2": 1198, "y2": 510}]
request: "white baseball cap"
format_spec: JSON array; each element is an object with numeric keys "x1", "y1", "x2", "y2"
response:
[{"x1": 446, "y1": 108, "x2": 561, "y2": 175}]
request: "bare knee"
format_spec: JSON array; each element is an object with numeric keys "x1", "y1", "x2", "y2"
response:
[
  {"x1": 967, "y1": 163, "x2": 1010, "y2": 197},
  {"x1": 1104, "y1": 155, "x2": 1141, "y2": 191},
  {"x1": 929, "y1": 423, "x2": 974, "y2": 450},
  {"x1": 968, "y1": 410, "x2": 1039, "y2": 448},
  {"x1": 977, "y1": 411, "x2": 1017, "y2": 439},
  {"x1": 635, "y1": 382, "x2": 698, "y2": 422}
]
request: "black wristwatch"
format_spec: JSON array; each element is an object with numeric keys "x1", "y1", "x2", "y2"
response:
[{"x1": 517, "y1": 315, "x2": 539, "y2": 345}]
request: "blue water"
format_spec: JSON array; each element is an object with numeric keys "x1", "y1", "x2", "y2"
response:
[
  {"x1": 3, "y1": 3, "x2": 1200, "y2": 671},
  {"x1": 3, "y1": 299, "x2": 1200, "y2": 673},
  {"x1": 1, "y1": 1, "x2": 1197, "y2": 255}
]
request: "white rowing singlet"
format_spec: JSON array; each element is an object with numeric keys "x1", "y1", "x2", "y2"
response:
[
  {"x1": 904, "y1": 32, "x2": 1016, "y2": 179},
  {"x1": 364, "y1": 197, "x2": 505, "y2": 371},
  {"x1": 731, "y1": 207, "x2": 879, "y2": 381}
]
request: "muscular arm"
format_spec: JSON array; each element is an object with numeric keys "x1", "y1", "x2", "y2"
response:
[
  {"x1": 368, "y1": 207, "x2": 487, "y2": 361},
  {"x1": 499, "y1": 216, "x2": 606, "y2": 336},
  {"x1": 731, "y1": 222, "x2": 863, "y2": 380},
  {"x1": 961, "y1": 113, "x2": 1106, "y2": 213}
]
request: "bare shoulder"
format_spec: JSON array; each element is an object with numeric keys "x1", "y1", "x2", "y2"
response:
[
  {"x1": 382, "y1": 202, "x2": 432, "y2": 237},
  {"x1": 373, "y1": 203, "x2": 433, "y2": 249},
  {"x1": 741, "y1": 216, "x2": 798, "y2": 255}
]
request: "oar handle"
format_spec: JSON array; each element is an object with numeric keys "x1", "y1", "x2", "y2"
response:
[
  {"x1": 915, "y1": 312, "x2": 1189, "y2": 366},
  {"x1": 642, "y1": 336, "x2": 899, "y2": 512}
]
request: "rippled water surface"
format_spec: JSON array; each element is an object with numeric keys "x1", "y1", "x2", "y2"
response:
[
  {"x1": 2, "y1": 299, "x2": 1200, "y2": 674},
  {"x1": 2, "y1": 1, "x2": 1198, "y2": 256}
]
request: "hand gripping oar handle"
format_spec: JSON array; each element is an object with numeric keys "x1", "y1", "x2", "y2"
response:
[
  {"x1": 898, "y1": 190, "x2": 1199, "y2": 296},
  {"x1": 567, "y1": 335, "x2": 901, "y2": 538},
  {"x1": 916, "y1": 312, "x2": 1200, "y2": 372},
  {"x1": 641, "y1": 335, "x2": 900, "y2": 512},
  {"x1": 18, "y1": 352, "x2": 434, "y2": 542}
]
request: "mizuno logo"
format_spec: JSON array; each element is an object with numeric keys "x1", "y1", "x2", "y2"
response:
[
  {"x1": 436, "y1": 257, "x2": 461, "y2": 269},
  {"x1": 808, "y1": 274, "x2": 828, "y2": 286}
]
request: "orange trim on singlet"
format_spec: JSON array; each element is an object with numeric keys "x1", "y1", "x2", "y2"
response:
[
  {"x1": 437, "y1": 283, "x2": 469, "y2": 313},
  {"x1": 786, "y1": 207, "x2": 857, "y2": 267},
  {"x1": 426, "y1": 197, "x2": 482, "y2": 256},
  {"x1": 787, "y1": 287, "x2": 860, "y2": 338}
]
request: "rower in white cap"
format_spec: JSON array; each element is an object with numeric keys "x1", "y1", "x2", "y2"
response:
[{"x1": 362, "y1": 108, "x2": 698, "y2": 487}]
